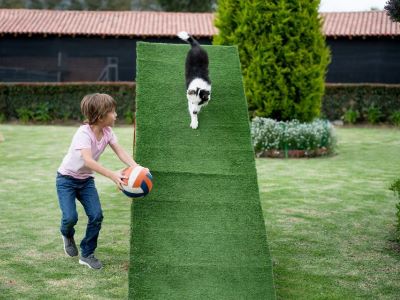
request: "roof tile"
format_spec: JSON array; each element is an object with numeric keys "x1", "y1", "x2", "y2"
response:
[{"x1": 0, "y1": 9, "x2": 399, "y2": 38}]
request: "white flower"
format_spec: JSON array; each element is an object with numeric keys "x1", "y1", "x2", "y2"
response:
[{"x1": 251, "y1": 118, "x2": 337, "y2": 154}]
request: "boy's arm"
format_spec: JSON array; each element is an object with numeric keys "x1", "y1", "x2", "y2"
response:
[
  {"x1": 109, "y1": 143, "x2": 138, "y2": 168},
  {"x1": 80, "y1": 148, "x2": 125, "y2": 189}
]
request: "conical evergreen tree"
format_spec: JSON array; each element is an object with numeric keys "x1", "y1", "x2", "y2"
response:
[
  {"x1": 213, "y1": 0, "x2": 242, "y2": 45},
  {"x1": 214, "y1": 0, "x2": 330, "y2": 122}
]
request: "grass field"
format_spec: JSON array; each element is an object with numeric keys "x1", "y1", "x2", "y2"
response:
[
  {"x1": 0, "y1": 124, "x2": 133, "y2": 299},
  {"x1": 259, "y1": 127, "x2": 400, "y2": 299},
  {"x1": 0, "y1": 124, "x2": 399, "y2": 299}
]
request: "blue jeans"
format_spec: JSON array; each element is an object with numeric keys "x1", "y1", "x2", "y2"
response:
[{"x1": 56, "y1": 172, "x2": 103, "y2": 257}]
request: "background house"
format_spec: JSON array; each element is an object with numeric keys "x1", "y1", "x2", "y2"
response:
[
  {"x1": 0, "y1": 9, "x2": 399, "y2": 83},
  {"x1": 323, "y1": 11, "x2": 400, "y2": 83}
]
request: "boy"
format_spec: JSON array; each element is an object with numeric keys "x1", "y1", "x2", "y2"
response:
[{"x1": 56, "y1": 93, "x2": 138, "y2": 269}]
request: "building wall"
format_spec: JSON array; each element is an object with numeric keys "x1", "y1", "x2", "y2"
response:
[
  {"x1": 0, "y1": 35, "x2": 399, "y2": 83},
  {"x1": 0, "y1": 36, "x2": 211, "y2": 82},
  {"x1": 0, "y1": 36, "x2": 137, "y2": 81},
  {"x1": 326, "y1": 37, "x2": 400, "y2": 84}
]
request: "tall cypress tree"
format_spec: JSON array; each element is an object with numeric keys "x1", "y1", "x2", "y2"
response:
[
  {"x1": 213, "y1": 0, "x2": 242, "y2": 45},
  {"x1": 214, "y1": 0, "x2": 330, "y2": 122}
]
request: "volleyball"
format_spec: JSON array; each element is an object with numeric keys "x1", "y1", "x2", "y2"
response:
[{"x1": 121, "y1": 165, "x2": 153, "y2": 198}]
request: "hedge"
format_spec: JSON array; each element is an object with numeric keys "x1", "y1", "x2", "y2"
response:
[
  {"x1": 322, "y1": 83, "x2": 400, "y2": 124},
  {"x1": 0, "y1": 82, "x2": 135, "y2": 123},
  {"x1": 1, "y1": 82, "x2": 400, "y2": 125}
]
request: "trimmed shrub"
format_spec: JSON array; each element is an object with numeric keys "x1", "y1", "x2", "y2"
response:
[
  {"x1": 0, "y1": 82, "x2": 135, "y2": 123},
  {"x1": 389, "y1": 178, "x2": 400, "y2": 241},
  {"x1": 367, "y1": 105, "x2": 383, "y2": 124},
  {"x1": 214, "y1": 0, "x2": 330, "y2": 122},
  {"x1": 251, "y1": 117, "x2": 336, "y2": 157},
  {"x1": 389, "y1": 111, "x2": 400, "y2": 126},
  {"x1": 322, "y1": 84, "x2": 400, "y2": 125},
  {"x1": 342, "y1": 109, "x2": 359, "y2": 125}
]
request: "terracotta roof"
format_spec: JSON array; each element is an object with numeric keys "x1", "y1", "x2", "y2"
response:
[
  {"x1": 0, "y1": 9, "x2": 399, "y2": 38},
  {"x1": 321, "y1": 11, "x2": 400, "y2": 37},
  {"x1": 0, "y1": 9, "x2": 216, "y2": 37}
]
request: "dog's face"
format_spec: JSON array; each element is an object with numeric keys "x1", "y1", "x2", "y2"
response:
[{"x1": 187, "y1": 88, "x2": 211, "y2": 114}]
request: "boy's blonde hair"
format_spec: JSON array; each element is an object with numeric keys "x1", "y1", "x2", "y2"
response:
[{"x1": 81, "y1": 93, "x2": 116, "y2": 125}]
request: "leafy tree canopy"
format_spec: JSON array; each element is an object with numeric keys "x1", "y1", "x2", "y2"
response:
[
  {"x1": 0, "y1": 0, "x2": 216, "y2": 11},
  {"x1": 385, "y1": 0, "x2": 400, "y2": 22},
  {"x1": 158, "y1": 0, "x2": 215, "y2": 12}
]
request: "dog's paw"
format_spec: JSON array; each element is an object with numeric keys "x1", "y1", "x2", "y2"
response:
[{"x1": 190, "y1": 120, "x2": 198, "y2": 129}]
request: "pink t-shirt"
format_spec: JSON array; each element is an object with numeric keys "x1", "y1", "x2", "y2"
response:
[{"x1": 58, "y1": 124, "x2": 118, "y2": 179}]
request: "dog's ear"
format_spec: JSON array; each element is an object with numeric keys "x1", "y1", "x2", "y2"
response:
[{"x1": 187, "y1": 90, "x2": 196, "y2": 95}]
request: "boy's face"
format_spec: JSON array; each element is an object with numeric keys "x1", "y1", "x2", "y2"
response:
[{"x1": 100, "y1": 109, "x2": 117, "y2": 127}]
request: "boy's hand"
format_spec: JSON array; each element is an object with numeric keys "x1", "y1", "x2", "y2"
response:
[{"x1": 109, "y1": 170, "x2": 128, "y2": 190}]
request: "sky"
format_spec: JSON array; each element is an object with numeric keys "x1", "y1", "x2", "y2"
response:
[{"x1": 319, "y1": 0, "x2": 387, "y2": 12}]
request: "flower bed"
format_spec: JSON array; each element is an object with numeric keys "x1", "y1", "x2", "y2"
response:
[{"x1": 251, "y1": 118, "x2": 337, "y2": 158}]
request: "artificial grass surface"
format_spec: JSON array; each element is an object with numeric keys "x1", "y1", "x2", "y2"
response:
[{"x1": 129, "y1": 42, "x2": 275, "y2": 299}]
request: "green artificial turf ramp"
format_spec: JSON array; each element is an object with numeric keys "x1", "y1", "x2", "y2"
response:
[{"x1": 129, "y1": 42, "x2": 275, "y2": 299}]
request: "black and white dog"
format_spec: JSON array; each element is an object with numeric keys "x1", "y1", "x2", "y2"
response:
[{"x1": 178, "y1": 31, "x2": 211, "y2": 129}]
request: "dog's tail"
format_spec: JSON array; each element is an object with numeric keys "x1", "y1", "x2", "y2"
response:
[{"x1": 177, "y1": 31, "x2": 200, "y2": 47}]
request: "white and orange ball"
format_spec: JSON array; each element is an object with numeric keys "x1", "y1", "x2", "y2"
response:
[{"x1": 121, "y1": 165, "x2": 153, "y2": 198}]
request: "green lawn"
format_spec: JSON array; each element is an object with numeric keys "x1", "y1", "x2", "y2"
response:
[
  {"x1": 258, "y1": 127, "x2": 400, "y2": 299},
  {"x1": 0, "y1": 124, "x2": 399, "y2": 299},
  {"x1": 0, "y1": 124, "x2": 133, "y2": 299}
]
